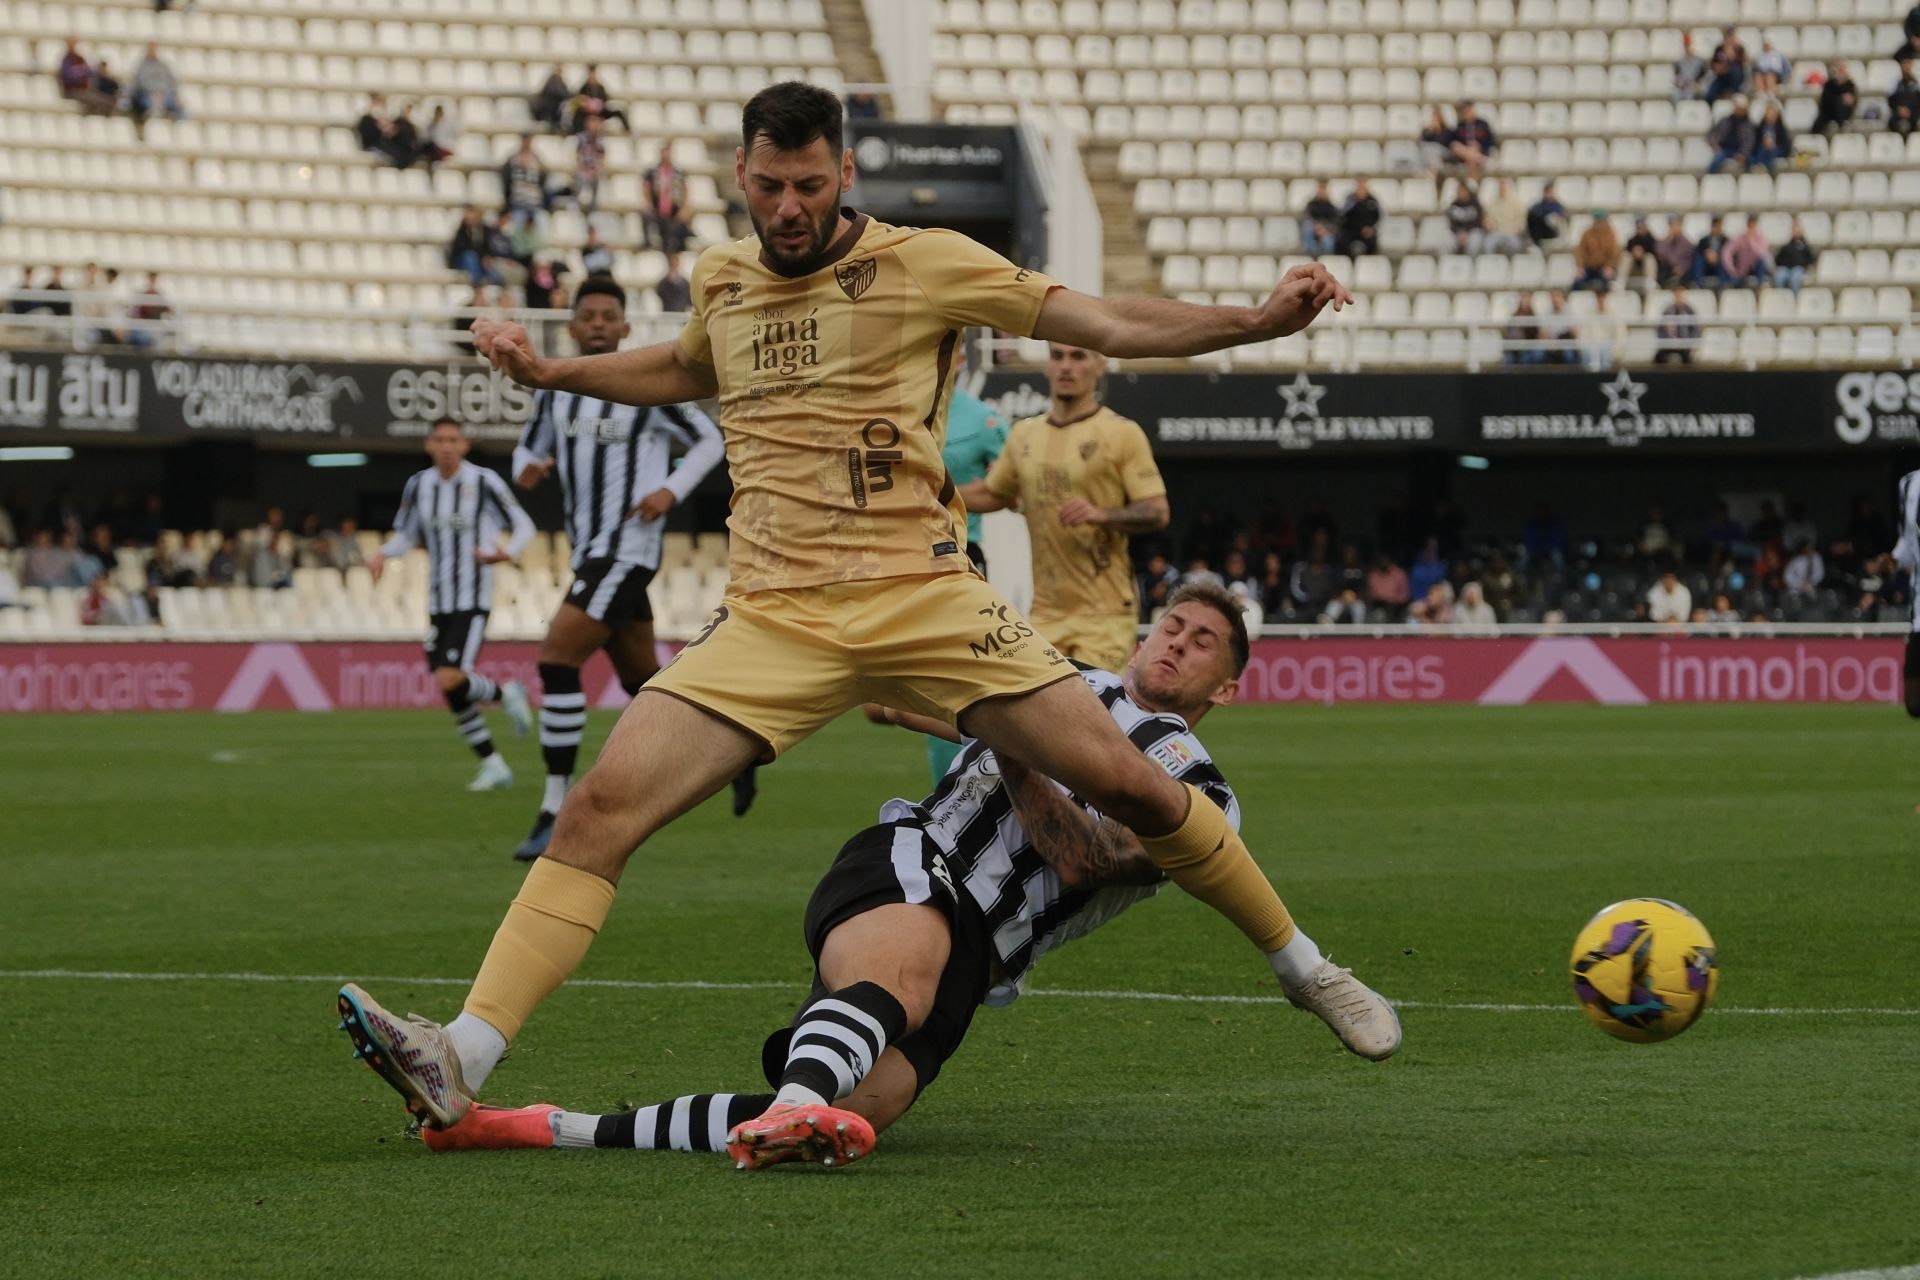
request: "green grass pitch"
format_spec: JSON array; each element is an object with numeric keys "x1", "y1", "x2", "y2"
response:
[{"x1": 3, "y1": 703, "x2": 1917, "y2": 1278}]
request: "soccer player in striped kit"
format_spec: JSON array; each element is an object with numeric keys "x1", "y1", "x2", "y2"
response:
[
  {"x1": 414, "y1": 584, "x2": 1399, "y2": 1167},
  {"x1": 1895, "y1": 466, "x2": 1920, "y2": 718},
  {"x1": 509, "y1": 277, "x2": 730, "y2": 859},
  {"x1": 369, "y1": 418, "x2": 536, "y2": 792}
]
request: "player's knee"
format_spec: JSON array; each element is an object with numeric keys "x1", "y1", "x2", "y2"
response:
[
  {"x1": 1080, "y1": 748, "x2": 1184, "y2": 830},
  {"x1": 433, "y1": 667, "x2": 468, "y2": 696}
]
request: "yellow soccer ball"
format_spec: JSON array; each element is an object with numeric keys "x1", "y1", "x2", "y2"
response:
[{"x1": 1570, "y1": 898, "x2": 1719, "y2": 1044}]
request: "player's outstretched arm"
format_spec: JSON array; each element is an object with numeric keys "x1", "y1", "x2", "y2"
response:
[
  {"x1": 1032, "y1": 263, "x2": 1353, "y2": 359},
  {"x1": 999, "y1": 757, "x2": 1161, "y2": 890},
  {"x1": 472, "y1": 319, "x2": 719, "y2": 406},
  {"x1": 956, "y1": 479, "x2": 1013, "y2": 514}
]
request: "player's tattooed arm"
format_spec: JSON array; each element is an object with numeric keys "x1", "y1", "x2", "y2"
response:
[
  {"x1": 998, "y1": 756, "x2": 1162, "y2": 890},
  {"x1": 1057, "y1": 495, "x2": 1169, "y2": 533}
]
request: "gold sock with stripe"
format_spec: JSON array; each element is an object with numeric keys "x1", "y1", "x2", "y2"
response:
[
  {"x1": 463, "y1": 859, "x2": 617, "y2": 1041},
  {"x1": 1138, "y1": 783, "x2": 1296, "y2": 952}
]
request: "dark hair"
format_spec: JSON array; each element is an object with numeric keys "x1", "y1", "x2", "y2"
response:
[
  {"x1": 428, "y1": 417, "x2": 465, "y2": 435},
  {"x1": 741, "y1": 80, "x2": 843, "y2": 155},
  {"x1": 1164, "y1": 582, "x2": 1251, "y2": 678},
  {"x1": 572, "y1": 275, "x2": 626, "y2": 313}
]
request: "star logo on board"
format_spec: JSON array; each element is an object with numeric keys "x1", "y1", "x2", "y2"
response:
[
  {"x1": 1277, "y1": 372, "x2": 1328, "y2": 419},
  {"x1": 1598, "y1": 370, "x2": 1649, "y2": 417}
]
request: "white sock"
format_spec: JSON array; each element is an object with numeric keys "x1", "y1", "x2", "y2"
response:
[
  {"x1": 542, "y1": 775, "x2": 569, "y2": 815},
  {"x1": 1266, "y1": 928, "x2": 1327, "y2": 989},
  {"x1": 773, "y1": 1082, "x2": 829, "y2": 1109},
  {"x1": 553, "y1": 1110, "x2": 598, "y2": 1149},
  {"x1": 446, "y1": 1012, "x2": 509, "y2": 1091}
]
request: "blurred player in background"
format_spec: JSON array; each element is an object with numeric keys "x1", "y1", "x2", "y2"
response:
[
  {"x1": 508, "y1": 277, "x2": 732, "y2": 858},
  {"x1": 336, "y1": 82, "x2": 1362, "y2": 1135},
  {"x1": 417, "y1": 586, "x2": 1399, "y2": 1167},
  {"x1": 1896, "y1": 466, "x2": 1919, "y2": 717},
  {"x1": 959, "y1": 342, "x2": 1169, "y2": 674},
  {"x1": 369, "y1": 418, "x2": 535, "y2": 792}
]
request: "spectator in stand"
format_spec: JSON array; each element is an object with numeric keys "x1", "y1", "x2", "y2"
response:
[
  {"x1": 1747, "y1": 102, "x2": 1792, "y2": 173},
  {"x1": 1783, "y1": 541, "x2": 1824, "y2": 599},
  {"x1": 1908, "y1": 2, "x2": 1920, "y2": 44},
  {"x1": 1140, "y1": 552, "x2": 1181, "y2": 620},
  {"x1": 1364, "y1": 552, "x2": 1408, "y2": 619},
  {"x1": 1482, "y1": 176, "x2": 1526, "y2": 255},
  {"x1": 58, "y1": 37, "x2": 93, "y2": 101},
  {"x1": 523, "y1": 256, "x2": 569, "y2": 311},
  {"x1": 1503, "y1": 291, "x2": 1543, "y2": 365},
  {"x1": 1646, "y1": 569, "x2": 1692, "y2": 624},
  {"x1": 1781, "y1": 499, "x2": 1818, "y2": 553},
  {"x1": 1812, "y1": 62, "x2": 1857, "y2": 137},
  {"x1": 1707, "y1": 94, "x2": 1757, "y2": 173},
  {"x1": 1454, "y1": 582, "x2": 1497, "y2": 629},
  {"x1": 1891, "y1": 60, "x2": 1920, "y2": 137},
  {"x1": 495, "y1": 208, "x2": 539, "y2": 272},
  {"x1": 1692, "y1": 214, "x2": 1731, "y2": 288},
  {"x1": 573, "y1": 65, "x2": 629, "y2": 132},
  {"x1": 422, "y1": 103, "x2": 457, "y2": 172},
  {"x1": 1723, "y1": 215, "x2": 1772, "y2": 288},
  {"x1": 1706, "y1": 592, "x2": 1740, "y2": 622},
  {"x1": 1526, "y1": 180, "x2": 1566, "y2": 250},
  {"x1": 202, "y1": 535, "x2": 239, "y2": 587},
  {"x1": 1522, "y1": 503, "x2": 1568, "y2": 572},
  {"x1": 580, "y1": 225, "x2": 615, "y2": 276},
  {"x1": 1584, "y1": 290, "x2": 1624, "y2": 371},
  {"x1": 1572, "y1": 213, "x2": 1619, "y2": 290},
  {"x1": 501, "y1": 135, "x2": 549, "y2": 232},
  {"x1": 1338, "y1": 177, "x2": 1381, "y2": 256},
  {"x1": 845, "y1": 92, "x2": 883, "y2": 120},
  {"x1": 1640, "y1": 218, "x2": 1684, "y2": 289},
  {"x1": 81, "y1": 569, "x2": 143, "y2": 626},
  {"x1": 655, "y1": 253, "x2": 691, "y2": 312},
  {"x1": 59, "y1": 41, "x2": 118, "y2": 115},
  {"x1": 1705, "y1": 27, "x2": 1748, "y2": 104},
  {"x1": 1222, "y1": 550, "x2": 1260, "y2": 603},
  {"x1": 1705, "y1": 501, "x2": 1745, "y2": 561},
  {"x1": 387, "y1": 102, "x2": 423, "y2": 170},
  {"x1": 1407, "y1": 537, "x2": 1447, "y2": 603},
  {"x1": 642, "y1": 144, "x2": 692, "y2": 254},
  {"x1": 1419, "y1": 105, "x2": 1454, "y2": 174},
  {"x1": 447, "y1": 207, "x2": 504, "y2": 289},
  {"x1": 1300, "y1": 180, "x2": 1339, "y2": 256},
  {"x1": 1538, "y1": 289, "x2": 1580, "y2": 365},
  {"x1": 1255, "y1": 551, "x2": 1287, "y2": 618},
  {"x1": 1623, "y1": 215, "x2": 1659, "y2": 291},
  {"x1": 89, "y1": 60, "x2": 122, "y2": 115},
  {"x1": 530, "y1": 64, "x2": 569, "y2": 131},
  {"x1": 1446, "y1": 180, "x2": 1484, "y2": 255},
  {"x1": 1655, "y1": 284, "x2": 1700, "y2": 364},
  {"x1": 128, "y1": 42, "x2": 185, "y2": 132},
  {"x1": 127, "y1": 272, "x2": 172, "y2": 350},
  {"x1": 1332, "y1": 542, "x2": 1366, "y2": 598},
  {"x1": 1407, "y1": 581, "x2": 1455, "y2": 626},
  {"x1": 329, "y1": 518, "x2": 367, "y2": 573},
  {"x1": 1482, "y1": 554, "x2": 1522, "y2": 617},
  {"x1": 1672, "y1": 32, "x2": 1708, "y2": 101},
  {"x1": 573, "y1": 114, "x2": 606, "y2": 214},
  {"x1": 1289, "y1": 538, "x2": 1335, "y2": 615},
  {"x1": 22, "y1": 529, "x2": 75, "y2": 588},
  {"x1": 1638, "y1": 502, "x2": 1673, "y2": 557},
  {"x1": 1752, "y1": 40, "x2": 1790, "y2": 99},
  {"x1": 250, "y1": 510, "x2": 293, "y2": 589},
  {"x1": 355, "y1": 93, "x2": 389, "y2": 154},
  {"x1": 1182, "y1": 557, "x2": 1226, "y2": 591},
  {"x1": 1447, "y1": 101, "x2": 1496, "y2": 180}
]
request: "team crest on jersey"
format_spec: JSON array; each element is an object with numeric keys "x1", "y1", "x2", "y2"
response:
[
  {"x1": 1148, "y1": 738, "x2": 1195, "y2": 772},
  {"x1": 835, "y1": 258, "x2": 877, "y2": 302},
  {"x1": 1079, "y1": 441, "x2": 1099, "y2": 460}
]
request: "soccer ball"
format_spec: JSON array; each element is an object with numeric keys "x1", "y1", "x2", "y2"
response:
[{"x1": 1569, "y1": 898, "x2": 1718, "y2": 1044}]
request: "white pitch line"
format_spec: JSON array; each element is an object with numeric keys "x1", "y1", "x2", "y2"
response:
[
  {"x1": 1, "y1": 968, "x2": 1917, "y2": 1019},
  {"x1": 1792, "y1": 1267, "x2": 1920, "y2": 1280}
]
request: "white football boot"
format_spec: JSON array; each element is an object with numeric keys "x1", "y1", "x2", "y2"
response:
[
  {"x1": 1285, "y1": 959, "x2": 1403, "y2": 1061},
  {"x1": 466, "y1": 754, "x2": 514, "y2": 792},
  {"x1": 500, "y1": 680, "x2": 533, "y2": 739}
]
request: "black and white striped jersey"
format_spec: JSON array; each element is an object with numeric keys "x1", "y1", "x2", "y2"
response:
[
  {"x1": 1898, "y1": 469, "x2": 1920, "y2": 632},
  {"x1": 510, "y1": 390, "x2": 726, "y2": 572},
  {"x1": 380, "y1": 461, "x2": 535, "y2": 615},
  {"x1": 880, "y1": 667, "x2": 1240, "y2": 1007}
]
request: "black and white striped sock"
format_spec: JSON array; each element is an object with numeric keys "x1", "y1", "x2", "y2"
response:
[
  {"x1": 464, "y1": 672, "x2": 501, "y2": 704},
  {"x1": 775, "y1": 982, "x2": 908, "y2": 1108},
  {"x1": 445, "y1": 683, "x2": 496, "y2": 759},
  {"x1": 550, "y1": 1092, "x2": 775, "y2": 1152},
  {"x1": 537, "y1": 662, "x2": 585, "y2": 807}
]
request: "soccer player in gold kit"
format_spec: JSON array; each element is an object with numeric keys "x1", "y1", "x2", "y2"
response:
[
  {"x1": 336, "y1": 82, "x2": 1398, "y2": 1146},
  {"x1": 959, "y1": 342, "x2": 1167, "y2": 674}
]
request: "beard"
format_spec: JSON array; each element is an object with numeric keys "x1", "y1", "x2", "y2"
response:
[{"x1": 752, "y1": 198, "x2": 842, "y2": 275}]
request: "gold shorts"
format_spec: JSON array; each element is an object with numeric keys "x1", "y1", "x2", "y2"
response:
[
  {"x1": 649, "y1": 572, "x2": 1075, "y2": 759},
  {"x1": 1031, "y1": 613, "x2": 1140, "y2": 675}
]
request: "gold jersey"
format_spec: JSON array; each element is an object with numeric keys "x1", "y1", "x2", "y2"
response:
[
  {"x1": 677, "y1": 211, "x2": 1060, "y2": 593},
  {"x1": 985, "y1": 404, "x2": 1166, "y2": 623}
]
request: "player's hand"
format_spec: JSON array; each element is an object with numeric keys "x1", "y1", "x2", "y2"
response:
[
  {"x1": 627, "y1": 486, "x2": 675, "y2": 523},
  {"x1": 472, "y1": 319, "x2": 550, "y2": 387},
  {"x1": 366, "y1": 550, "x2": 385, "y2": 582},
  {"x1": 516, "y1": 457, "x2": 556, "y2": 488},
  {"x1": 1056, "y1": 497, "x2": 1106, "y2": 527},
  {"x1": 474, "y1": 547, "x2": 509, "y2": 565},
  {"x1": 1260, "y1": 263, "x2": 1353, "y2": 337}
]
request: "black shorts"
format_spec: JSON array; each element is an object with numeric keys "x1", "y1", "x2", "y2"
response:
[
  {"x1": 1906, "y1": 632, "x2": 1920, "y2": 678},
  {"x1": 760, "y1": 822, "x2": 993, "y2": 1098},
  {"x1": 966, "y1": 540, "x2": 988, "y2": 576},
  {"x1": 423, "y1": 610, "x2": 487, "y2": 672},
  {"x1": 563, "y1": 558, "x2": 656, "y2": 626}
]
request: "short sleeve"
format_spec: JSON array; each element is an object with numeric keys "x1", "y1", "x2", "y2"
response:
[
  {"x1": 985, "y1": 420, "x2": 1028, "y2": 498},
  {"x1": 898, "y1": 229, "x2": 1061, "y2": 336},
  {"x1": 676, "y1": 246, "x2": 725, "y2": 367},
  {"x1": 1115, "y1": 418, "x2": 1167, "y2": 502}
]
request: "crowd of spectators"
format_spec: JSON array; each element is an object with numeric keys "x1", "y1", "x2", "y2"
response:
[
  {"x1": 5, "y1": 266, "x2": 176, "y2": 347},
  {"x1": 353, "y1": 94, "x2": 458, "y2": 172},
  {"x1": 1128, "y1": 491, "x2": 1913, "y2": 629},
  {"x1": 56, "y1": 38, "x2": 184, "y2": 136}
]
